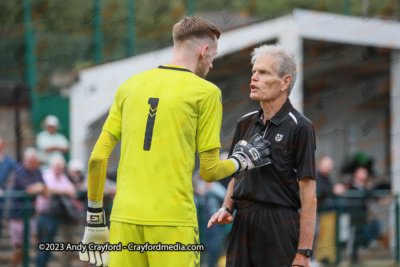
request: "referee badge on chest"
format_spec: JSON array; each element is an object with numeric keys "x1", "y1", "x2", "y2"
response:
[{"x1": 275, "y1": 133, "x2": 283, "y2": 142}]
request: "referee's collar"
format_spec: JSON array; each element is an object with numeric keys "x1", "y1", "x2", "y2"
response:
[
  {"x1": 158, "y1": 65, "x2": 192, "y2": 73},
  {"x1": 256, "y1": 98, "x2": 294, "y2": 126}
]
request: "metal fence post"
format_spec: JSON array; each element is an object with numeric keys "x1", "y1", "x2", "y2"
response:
[
  {"x1": 396, "y1": 194, "x2": 399, "y2": 263},
  {"x1": 335, "y1": 196, "x2": 342, "y2": 265},
  {"x1": 22, "y1": 194, "x2": 30, "y2": 267}
]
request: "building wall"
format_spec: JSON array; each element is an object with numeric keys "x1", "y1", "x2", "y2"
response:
[{"x1": 0, "y1": 105, "x2": 35, "y2": 161}]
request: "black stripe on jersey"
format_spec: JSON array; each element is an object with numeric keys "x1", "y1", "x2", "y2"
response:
[
  {"x1": 158, "y1": 65, "x2": 192, "y2": 73},
  {"x1": 144, "y1": 98, "x2": 159, "y2": 151}
]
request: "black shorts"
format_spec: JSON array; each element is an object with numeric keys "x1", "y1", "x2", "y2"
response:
[{"x1": 226, "y1": 203, "x2": 300, "y2": 267}]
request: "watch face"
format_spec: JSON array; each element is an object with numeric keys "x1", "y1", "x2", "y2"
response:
[{"x1": 298, "y1": 249, "x2": 312, "y2": 257}]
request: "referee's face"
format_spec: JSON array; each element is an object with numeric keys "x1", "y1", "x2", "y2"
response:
[{"x1": 250, "y1": 55, "x2": 286, "y2": 102}]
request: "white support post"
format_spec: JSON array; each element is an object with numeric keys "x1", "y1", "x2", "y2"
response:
[
  {"x1": 390, "y1": 50, "x2": 400, "y2": 253},
  {"x1": 279, "y1": 35, "x2": 303, "y2": 112},
  {"x1": 391, "y1": 50, "x2": 400, "y2": 194}
]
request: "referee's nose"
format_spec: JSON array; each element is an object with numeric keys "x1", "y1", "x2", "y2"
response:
[{"x1": 251, "y1": 71, "x2": 260, "y2": 82}]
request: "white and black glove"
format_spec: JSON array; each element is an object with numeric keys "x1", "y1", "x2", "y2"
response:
[
  {"x1": 229, "y1": 133, "x2": 272, "y2": 172},
  {"x1": 79, "y1": 207, "x2": 109, "y2": 267}
]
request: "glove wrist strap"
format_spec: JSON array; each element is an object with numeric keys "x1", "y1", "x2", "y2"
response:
[
  {"x1": 88, "y1": 199, "x2": 103, "y2": 209},
  {"x1": 88, "y1": 207, "x2": 103, "y2": 213},
  {"x1": 87, "y1": 208, "x2": 106, "y2": 226},
  {"x1": 229, "y1": 157, "x2": 241, "y2": 172}
]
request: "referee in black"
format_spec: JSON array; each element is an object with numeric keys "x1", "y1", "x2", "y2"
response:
[{"x1": 208, "y1": 44, "x2": 317, "y2": 267}]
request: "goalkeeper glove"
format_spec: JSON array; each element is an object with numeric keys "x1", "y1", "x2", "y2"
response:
[
  {"x1": 229, "y1": 133, "x2": 272, "y2": 172},
  {"x1": 79, "y1": 207, "x2": 109, "y2": 267}
]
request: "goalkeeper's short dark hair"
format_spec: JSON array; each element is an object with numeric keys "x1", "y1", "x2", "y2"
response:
[{"x1": 173, "y1": 16, "x2": 221, "y2": 44}]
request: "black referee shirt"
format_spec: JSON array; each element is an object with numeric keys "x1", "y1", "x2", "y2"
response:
[{"x1": 228, "y1": 98, "x2": 316, "y2": 209}]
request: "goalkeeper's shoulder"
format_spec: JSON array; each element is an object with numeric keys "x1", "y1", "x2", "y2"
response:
[{"x1": 196, "y1": 78, "x2": 221, "y2": 96}]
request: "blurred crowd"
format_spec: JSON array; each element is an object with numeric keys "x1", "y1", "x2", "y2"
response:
[
  {"x1": 314, "y1": 153, "x2": 392, "y2": 265},
  {"x1": 0, "y1": 115, "x2": 394, "y2": 266},
  {"x1": 0, "y1": 115, "x2": 116, "y2": 267}
]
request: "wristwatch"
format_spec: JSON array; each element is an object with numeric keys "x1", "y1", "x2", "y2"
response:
[
  {"x1": 218, "y1": 207, "x2": 233, "y2": 214},
  {"x1": 297, "y1": 249, "x2": 313, "y2": 257}
]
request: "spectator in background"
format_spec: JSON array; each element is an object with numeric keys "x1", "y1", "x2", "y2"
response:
[
  {"x1": 35, "y1": 155, "x2": 77, "y2": 267},
  {"x1": 346, "y1": 166, "x2": 377, "y2": 264},
  {"x1": 0, "y1": 136, "x2": 16, "y2": 240},
  {"x1": 67, "y1": 159, "x2": 85, "y2": 191},
  {"x1": 67, "y1": 159, "x2": 87, "y2": 204},
  {"x1": 65, "y1": 159, "x2": 87, "y2": 254},
  {"x1": 0, "y1": 136, "x2": 15, "y2": 192},
  {"x1": 316, "y1": 156, "x2": 346, "y2": 210},
  {"x1": 8, "y1": 148, "x2": 47, "y2": 267},
  {"x1": 194, "y1": 152, "x2": 228, "y2": 267},
  {"x1": 36, "y1": 115, "x2": 69, "y2": 170},
  {"x1": 314, "y1": 156, "x2": 346, "y2": 263},
  {"x1": 348, "y1": 166, "x2": 372, "y2": 191},
  {"x1": 316, "y1": 156, "x2": 334, "y2": 210}
]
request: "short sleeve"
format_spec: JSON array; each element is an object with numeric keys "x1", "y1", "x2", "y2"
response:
[
  {"x1": 15, "y1": 167, "x2": 44, "y2": 189},
  {"x1": 36, "y1": 132, "x2": 47, "y2": 151},
  {"x1": 14, "y1": 166, "x2": 24, "y2": 188},
  {"x1": 58, "y1": 134, "x2": 69, "y2": 148},
  {"x1": 295, "y1": 122, "x2": 316, "y2": 181},
  {"x1": 9, "y1": 157, "x2": 16, "y2": 166},
  {"x1": 196, "y1": 86, "x2": 223, "y2": 153},
  {"x1": 103, "y1": 88, "x2": 122, "y2": 140}
]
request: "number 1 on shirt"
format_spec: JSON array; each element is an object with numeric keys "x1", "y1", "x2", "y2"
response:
[{"x1": 143, "y1": 98, "x2": 159, "y2": 151}]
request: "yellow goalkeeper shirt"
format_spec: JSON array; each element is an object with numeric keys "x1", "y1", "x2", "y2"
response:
[{"x1": 102, "y1": 65, "x2": 223, "y2": 227}]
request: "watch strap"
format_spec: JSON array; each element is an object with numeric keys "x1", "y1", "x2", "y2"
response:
[
  {"x1": 297, "y1": 249, "x2": 313, "y2": 257},
  {"x1": 219, "y1": 207, "x2": 233, "y2": 214}
]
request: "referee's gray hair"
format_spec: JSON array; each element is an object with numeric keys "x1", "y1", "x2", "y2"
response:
[{"x1": 250, "y1": 44, "x2": 297, "y2": 97}]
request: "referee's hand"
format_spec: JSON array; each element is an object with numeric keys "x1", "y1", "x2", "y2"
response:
[{"x1": 207, "y1": 210, "x2": 233, "y2": 228}]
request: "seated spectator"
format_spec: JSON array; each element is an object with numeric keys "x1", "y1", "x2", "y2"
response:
[
  {"x1": 0, "y1": 136, "x2": 15, "y2": 192},
  {"x1": 35, "y1": 155, "x2": 77, "y2": 267},
  {"x1": 8, "y1": 147, "x2": 46, "y2": 267},
  {"x1": 67, "y1": 159, "x2": 87, "y2": 204},
  {"x1": 67, "y1": 159, "x2": 85, "y2": 191},
  {"x1": 348, "y1": 166, "x2": 372, "y2": 191},
  {"x1": 316, "y1": 156, "x2": 346, "y2": 208},
  {"x1": 314, "y1": 156, "x2": 345, "y2": 263},
  {"x1": 0, "y1": 136, "x2": 16, "y2": 240},
  {"x1": 36, "y1": 115, "x2": 69, "y2": 170},
  {"x1": 346, "y1": 166, "x2": 378, "y2": 264}
]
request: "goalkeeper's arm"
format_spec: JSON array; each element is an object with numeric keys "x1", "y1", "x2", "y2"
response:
[
  {"x1": 79, "y1": 130, "x2": 118, "y2": 267},
  {"x1": 87, "y1": 130, "x2": 118, "y2": 207},
  {"x1": 199, "y1": 133, "x2": 272, "y2": 182},
  {"x1": 199, "y1": 148, "x2": 238, "y2": 182}
]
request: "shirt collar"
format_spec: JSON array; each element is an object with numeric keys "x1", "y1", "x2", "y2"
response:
[
  {"x1": 256, "y1": 98, "x2": 294, "y2": 126},
  {"x1": 158, "y1": 65, "x2": 192, "y2": 73}
]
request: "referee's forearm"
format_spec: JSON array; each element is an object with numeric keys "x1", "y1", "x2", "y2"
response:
[
  {"x1": 87, "y1": 155, "x2": 108, "y2": 201},
  {"x1": 222, "y1": 179, "x2": 235, "y2": 211},
  {"x1": 297, "y1": 179, "x2": 317, "y2": 250}
]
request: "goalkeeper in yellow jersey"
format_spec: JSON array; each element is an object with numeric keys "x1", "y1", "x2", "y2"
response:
[{"x1": 79, "y1": 16, "x2": 272, "y2": 267}]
